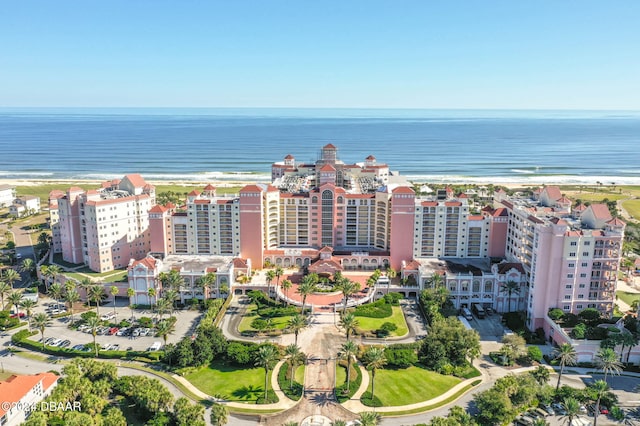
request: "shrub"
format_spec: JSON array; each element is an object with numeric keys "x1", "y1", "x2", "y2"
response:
[
  {"x1": 12, "y1": 329, "x2": 37, "y2": 343},
  {"x1": 585, "y1": 326, "x2": 607, "y2": 340},
  {"x1": 257, "y1": 306, "x2": 299, "y2": 317},
  {"x1": 375, "y1": 328, "x2": 390, "y2": 338},
  {"x1": 380, "y1": 322, "x2": 398, "y2": 332},
  {"x1": 563, "y1": 313, "x2": 579, "y2": 327},
  {"x1": 0, "y1": 311, "x2": 19, "y2": 330},
  {"x1": 527, "y1": 346, "x2": 543, "y2": 362},
  {"x1": 226, "y1": 342, "x2": 253, "y2": 365},
  {"x1": 138, "y1": 317, "x2": 153, "y2": 328},
  {"x1": 383, "y1": 292, "x2": 403, "y2": 305},
  {"x1": 384, "y1": 348, "x2": 417, "y2": 368},
  {"x1": 354, "y1": 299, "x2": 392, "y2": 318},
  {"x1": 251, "y1": 318, "x2": 269, "y2": 331},
  {"x1": 548, "y1": 308, "x2": 564, "y2": 321},
  {"x1": 578, "y1": 308, "x2": 601, "y2": 325},
  {"x1": 571, "y1": 323, "x2": 587, "y2": 339},
  {"x1": 80, "y1": 311, "x2": 97, "y2": 322}
]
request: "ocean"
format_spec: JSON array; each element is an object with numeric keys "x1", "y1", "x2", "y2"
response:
[{"x1": 1, "y1": 108, "x2": 640, "y2": 185}]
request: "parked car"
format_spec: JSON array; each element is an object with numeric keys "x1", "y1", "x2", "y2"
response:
[
  {"x1": 116, "y1": 327, "x2": 128, "y2": 336},
  {"x1": 540, "y1": 404, "x2": 554, "y2": 415},
  {"x1": 109, "y1": 327, "x2": 119, "y2": 335},
  {"x1": 100, "y1": 343, "x2": 111, "y2": 351},
  {"x1": 110, "y1": 344, "x2": 120, "y2": 351},
  {"x1": 10, "y1": 313, "x2": 26, "y2": 319},
  {"x1": 49, "y1": 338, "x2": 62, "y2": 347},
  {"x1": 600, "y1": 406, "x2": 609, "y2": 415},
  {"x1": 132, "y1": 328, "x2": 141, "y2": 337},
  {"x1": 552, "y1": 403, "x2": 567, "y2": 415},
  {"x1": 59, "y1": 340, "x2": 71, "y2": 348},
  {"x1": 72, "y1": 344, "x2": 85, "y2": 351}
]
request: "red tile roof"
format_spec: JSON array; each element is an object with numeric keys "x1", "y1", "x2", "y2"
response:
[
  {"x1": 0, "y1": 373, "x2": 59, "y2": 417},
  {"x1": 404, "y1": 260, "x2": 421, "y2": 270},
  {"x1": 607, "y1": 217, "x2": 626, "y2": 226},
  {"x1": 497, "y1": 263, "x2": 525, "y2": 274},
  {"x1": 240, "y1": 184, "x2": 264, "y2": 193},
  {"x1": 130, "y1": 256, "x2": 157, "y2": 270},
  {"x1": 319, "y1": 246, "x2": 334, "y2": 253},
  {"x1": 188, "y1": 190, "x2": 201, "y2": 196},
  {"x1": 542, "y1": 186, "x2": 562, "y2": 200},
  {"x1": 365, "y1": 155, "x2": 376, "y2": 160},
  {"x1": 557, "y1": 197, "x2": 572, "y2": 204},
  {"x1": 589, "y1": 203, "x2": 613, "y2": 221},
  {"x1": 320, "y1": 164, "x2": 336, "y2": 172},
  {"x1": 323, "y1": 143, "x2": 337, "y2": 149},
  {"x1": 203, "y1": 184, "x2": 216, "y2": 191},
  {"x1": 149, "y1": 205, "x2": 169, "y2": 213},
  {"x1": 574, "y1": 203, "x2": 587, "y2": 211},
  {"x1": 284, "y1": 154, "x2": 294, "y2": 159},
  {"x1": 392, "y1": 186, "x2": 415, "y2": 194},
  {"x1": 194, "y1": 199, "x2": 210, "y2": 204},
  {"x1": 124, "y1": 174, "x2": 147, "y2": 188},
  {"x1": 421, "y1": 201, "x2": 438, "y2": 207},
  {"x1": 468, "y1": 215, "x2": 484, "y2": 220},
  {"x1": 233, "y1": 258, "x2": 248, "y2": 268},
  {"x1": 492, "y1": 208, "x2": 508, "y2": 217},
  {"x1": 444, "y1": 201, "x2": 462, "y2": 207}
]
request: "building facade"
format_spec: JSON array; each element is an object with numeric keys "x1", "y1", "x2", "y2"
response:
[
  {"x1": 49, "y1": 174, "x2": 155, "y2": 272},
  {"x1": 0, "y1": 373, "x2": 58, "y2": 426}
]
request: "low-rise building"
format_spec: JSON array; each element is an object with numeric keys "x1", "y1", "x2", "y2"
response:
[
  {"x1": 0, "y1": 372, "x2": 58, "y2": 426},
  {"x1": 9, "y1": 195, "x2": 41, "y2": 217},
  {"x1": 0, "y1": 184, "x2": 16, "y2": 208}
]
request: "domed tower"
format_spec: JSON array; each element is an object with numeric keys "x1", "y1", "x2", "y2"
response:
[
  {"x1": 365, "y1": 154, "x2": 376, "y2": 167},
  {"x1": 321, "y1": 143, "x2": 338, "y2": 164},
  {"x1": 284, "y1": 154, "x2": 295, "y2": 166}
]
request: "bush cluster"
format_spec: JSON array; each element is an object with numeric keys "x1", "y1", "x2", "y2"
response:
[{"x1": 354, "y1": 298, "x2": 392, "y2": 318}]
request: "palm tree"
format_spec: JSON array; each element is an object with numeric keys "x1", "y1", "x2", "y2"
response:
[
  {"x1": 530, "y1": 365, "x2": 550, "y2": 386},
  {"x1": 500, "y1": 280, "x2": 520, "y2": 313},
  {"x1": 338, "y1": 340, "x2": 358, "y2": 393},
  {"x1": 20, "y1": 258, "x2": 36, "y2": 279},
  {"x1": 284, "y1": 344, "x2": 306, "y2": 390},
  {"x1": 265, "y1": 269, "x2": 276, "y2": 298},
  {"x1": 339, "y1": 312, "x2": 359, "y2": 341},
  {"x1": 77, "y1": 277, "x2": 92, "y2": 295},
  {"x1": 3, "y1": 268, "x2": 20, "y2": 289},
  {"x1": 7, "y1": 291, "x2": 23, "y2": 316},
  {"x1": 155, "y1": 320, "x2": 175, "y2": 347},
  {"x1": 274, "y1": 266, "x2": 284, "y2": 291},
  {"x1": 281, "y1": 279, "x2": 292, "y2": 305},
  {"x1": 155, "y1": 297, "x2": 172, "y2": 320},
  {"x1": 127, "y1": 288, "x2": 136, "y2": 319},
  {"x1": 297, "y1": 276, "x2": 316, "y2": 314},
  {"x1": 428, "y1": 272, "x2": 444, "y2": 289},
  {"x1": 64, "y1": 288, "x2": 80, "y2": 325},
  {"x1": 46, "y1": 265, "x2": 62, "y2": 290},
  {"x1": 358, "y1": 411, "x2": 381, "y2": 426},
  {"x1": 162, "y1": 290, "x2": 178, "y2": 317},
  {"x1": 332, "y1": 421, "x2": 347, "y2": 426},
  {"x1": 554, "y1": 343, "x2": 577, "y2": 390},
  {"x1": 287, "y1": 314, "x2": 308, "y2": 346},
  {"x1": 560, "y1": 397, "x2": 581, "y2": 426},
  {"x1": 20, "y1": 299, "x2": 37, "y2": 330},
  {"x1": 0, "y1": 280, "x2": 11, "y2": 310},
  {"x1": 148, "y1": 287, "x2": 157, "y2": 310},
  {"x1": 48, "y1": 282, "x2": 63, "y2": 308},
  {"x1": 31, "y1": 313, "x2": 50, "y2": 350},
  {"x1": 209, "y1": 402, "x2": 228, "y2": 426},
  {"x1": 625, "y1": 332, "x2": 639, "y2": 364},
  {"x1": 86, "y1": 316, "x2": 101, "y2": 357},
  {"x1": 386, "y1": 267, "x2": 397, "y2": 293},
  {"x1": 336, "y1": 279, "x2": 360, "y2": 313},
  {"x1": 197, "y1": 272, "x2": 217, "y2": 299},
  {"x1": 87, "y1": 285, "x2": 105, "y2": 316},
  {"x1": 110, "y1": 286, "x2": 119, "y2": 319},
  {"x1": 363, "y1": 346, "x2": 387, "y2": 404},
  {"x1": 588, "y1": 379, "x2": 609, "y2": 426},
  {"x1": 254, "y1": 345, "x2": 280, "y2": 401},
  {"x1": 596, "y1": 347, "x2": 622, "y2": 383},
  {"x1": 532, "y1": 418, "x2": 549, "y2": 426}
]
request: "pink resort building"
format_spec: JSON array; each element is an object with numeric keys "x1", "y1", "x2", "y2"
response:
[
  {"x1": 49, "y1": 146, "x2": 629, "y2": 348},
  {"x1": 49, "y1": 174, "x2": 155, "y2": 272}
]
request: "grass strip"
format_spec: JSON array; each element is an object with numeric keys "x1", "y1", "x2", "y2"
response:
[{"x1": 379, "y1": 380, "x2": 480, "y2": 417}]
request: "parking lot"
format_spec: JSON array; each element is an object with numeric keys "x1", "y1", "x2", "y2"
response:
[
  {"x1": 23, "y1": 296, "x2": 203, "y2": 352},
  {"x1": 466, "y1": 309, "x2": 509, "y2": 341}
]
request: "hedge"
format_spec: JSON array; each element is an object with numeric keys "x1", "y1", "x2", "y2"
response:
[
  {"x1": 335, "y1": 360, "x2": 363, "y2": 403},
  {"x1": 277, "y1": 361, "x2": 303, "y2": 401},
  {"x1": 354, "y1": 298, "x2": 392, "y2": 318}
]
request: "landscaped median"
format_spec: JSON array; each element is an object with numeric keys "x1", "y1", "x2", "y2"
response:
[{"x1": 353, "y1": 292, "x2": 409, "y2": 338}]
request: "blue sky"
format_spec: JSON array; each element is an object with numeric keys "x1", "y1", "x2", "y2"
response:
[{"x1": 1, "y1": 1, "x2": 639, "y2": 109}]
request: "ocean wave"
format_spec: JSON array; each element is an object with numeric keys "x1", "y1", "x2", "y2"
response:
[
  {"x1": 404, "y1": 174, "x2": 640, "y2": 185},
  {"x1": 510, "y1": 169, "x2": 536, "y2": 174}
]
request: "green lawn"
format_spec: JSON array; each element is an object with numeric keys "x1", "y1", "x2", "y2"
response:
[
  {"x1": 622, "y1": 199, "x2": 640, "y2": 221},
  {"x1": 365, "y1": 365, "x2": 461, "y2": 406},
  {"x1": 617, "y1": 290, "x2": 640, "y2": 306},
  {"x1": 356, "y1": 306, "x2": 409, "y2": 336},
  {"x1": 237, "y1": 304, "x2": 294, "y2": 332},
  {"x1": 64, "y1": 270, "x2": 128, "y2": 282},
  {"x1": 185, "y1": 360, "x2": 270, "y2": 402}
]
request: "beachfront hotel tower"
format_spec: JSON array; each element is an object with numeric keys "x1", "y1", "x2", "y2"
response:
[{"x1": 49, "y1": 174, "x2": 155, "y2": 272}]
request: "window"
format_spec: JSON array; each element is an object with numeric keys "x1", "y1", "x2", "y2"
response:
[
  {"x1": 576, "y1": 304, "x2": 583, "y2": 309},
  {"x1": 565, "y1": 284, "x2": 572, "y2": 289},
  {"x1": 567, "y1": 273, "x2": 574, "y2": 278},
  {"x1": 580, "y1": 273, "x2": 587, "y2": 278},
  {"x1": 569, "y1": 252, "x2": 576, "y2": 257},
  {"x1": 570, "y1": 241, "x2": 577, "y2": 246},
  {"x1": 582, "y1": 252, "x2": 589, "y2": 256},
  {"x1": 568, "y1": 263, "x2": 575, "y2": 268},
  {"x1": 578, "y1": 294, "x2": 584, "y2": 299},
  {"x1": 581, "y1": 262, "x2": 588, "y2": 267},
  {"x1": 564, "y1": 295, "x2": 571, "y2": 300},
  {"x1": 563, "y1": 305, "x2": 570, "y2": 310},
  {"x1": 579, "y1": 284, "x2": 586, "y2": 288}
]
